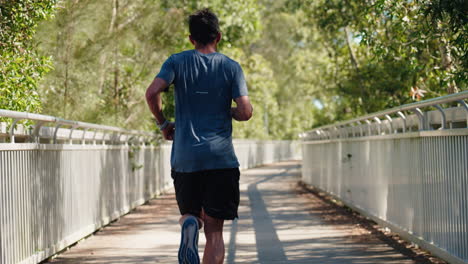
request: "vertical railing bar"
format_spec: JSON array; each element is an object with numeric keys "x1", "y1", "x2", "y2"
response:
[
  {"x1": 1, "y1": 151, "x2": 7, "y2": 263},
  {"x1": 0, "y1": 151, "x2": 5, "y2": 264},
  {"x1": 450, "y1": 136, "x2": 457, "y2": 256},
  {"x1": 443, "y1": 136, "x2": 450, "y2": 252},
  {"x1": 453, "y1": 136, "x2": 459, "y2": 257},
  {"x1": 6, "y1": 149, "x2": 12, "y2": 262},
  {"x1": 11, "y1": 150, "x2": 16, "y2": 262},
  {"x1": 461, "y1": 136, "x2": 468, "y2": 260},
  {"x1": 20, "y1": 150, "x2": 27, "y2": 260}
]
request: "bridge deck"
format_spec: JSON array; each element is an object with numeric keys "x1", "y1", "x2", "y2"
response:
[{"x1": 47, "y1": 161, "x2": 417, "y2": 264}]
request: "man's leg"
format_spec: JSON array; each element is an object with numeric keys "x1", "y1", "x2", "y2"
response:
[
  {"x1": 201, "y1": 168, "x2": 240, "y2": 264},
  {"x1": 172, "y1": 170, "x2": 203, "y2": 264},
  {"x1": 202, "y1": 212, "x2": 225, "y2": 264}
]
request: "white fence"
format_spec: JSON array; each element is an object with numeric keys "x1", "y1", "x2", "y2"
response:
[
  {"x1": 0, "y1": 109, "x2": 300, "y2": 264},
  {"x1": 301, "y1": 91, "x2": 468, "y2": 264}
]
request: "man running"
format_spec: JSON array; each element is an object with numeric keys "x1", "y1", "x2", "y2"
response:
[{"x1": 145, "y1": 8, "x2": 253, "y2": 264}]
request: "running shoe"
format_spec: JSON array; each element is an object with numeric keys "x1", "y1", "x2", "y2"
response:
[{"x1": 178, "y1": 216, "x2": 200, "y2": 264}]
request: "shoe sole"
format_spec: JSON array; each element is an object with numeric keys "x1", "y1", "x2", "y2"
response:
[{"x1": 178, "y1": 217, "x2": 200, "y2": 264}]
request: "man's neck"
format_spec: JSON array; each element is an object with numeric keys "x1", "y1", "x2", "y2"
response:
[{"x1": 195, "y1": 44, "x2": 217, "y2": 54}]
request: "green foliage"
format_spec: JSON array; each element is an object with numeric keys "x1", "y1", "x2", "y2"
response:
[
  {"x1": 0, "y1": 0, "x2": 57, "y2": 114},
  {"x1": 308, "y1": 0, "x2": 467, "y2": 125}
]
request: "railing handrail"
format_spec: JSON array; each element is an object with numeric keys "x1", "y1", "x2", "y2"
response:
[
  {"x1": 304, "y1": 90, "x2": 468, "y2": 135},
  {"x1": 0, "y1": 109, "x2": 155, "y2": 142}
]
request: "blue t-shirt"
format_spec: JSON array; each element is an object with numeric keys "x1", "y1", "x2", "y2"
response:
[{"x1": 156, "y1": 49, "x2": 248, "y2": 172}]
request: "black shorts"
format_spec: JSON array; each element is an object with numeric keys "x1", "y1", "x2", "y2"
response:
[{"x1": 171, "y1": 168, "x2": 240, "y2": 220}]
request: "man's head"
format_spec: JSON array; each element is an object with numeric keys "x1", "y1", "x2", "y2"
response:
[{"x1": 188, "y1": 8, "x2": 221, "y2": 47}]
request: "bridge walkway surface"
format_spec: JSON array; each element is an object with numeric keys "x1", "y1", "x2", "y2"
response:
[{"x1": 45, "y1": 161, "x2": 426, "y2": 264}]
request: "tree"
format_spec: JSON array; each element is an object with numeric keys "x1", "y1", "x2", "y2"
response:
[{"x1": 0, "y1": 0, "x2": 57, "y2": 115}]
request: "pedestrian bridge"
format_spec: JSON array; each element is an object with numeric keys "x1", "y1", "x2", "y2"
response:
[{"x1": 1, "y1": 91, "x2": 467, "y2": 264}]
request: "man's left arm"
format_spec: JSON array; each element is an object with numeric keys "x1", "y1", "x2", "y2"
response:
[{"x1": 145, "y1": 77, "x2": 175, "y2": 140}]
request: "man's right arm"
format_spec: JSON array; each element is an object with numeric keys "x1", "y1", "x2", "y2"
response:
[
  {"x1": 231, "y1": 95, "x2": 253, "y2": 121},
  {"x1": 145, "y1": 77, "x2": 175, "y2": 140}
]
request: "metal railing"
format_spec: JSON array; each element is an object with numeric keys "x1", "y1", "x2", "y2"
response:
[
  {"x1": 0, "y1": 109, "x2": 154, "y2": 144},
  {"x1": 301, "y1": 91, "x2": 468, "y2": 264},
  {"x1": 0, "y1": 110, "x2": 301, "y2": 264},
  {"x1": 301, "y1": 91, "x2": 468, "y2": 140}
]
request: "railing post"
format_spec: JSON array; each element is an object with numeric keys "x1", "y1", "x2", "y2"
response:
[
  {"x1": 373, "y1": 117, "x2": 382, "y2": 135},
  {"x1": 68, "y1": 125, "x2": 79, "y2": 144},
  {"x1": 433, "y1": 104, "x2": 447, "y2": 129},
  {"x1": 92, "y1": 130, "x2": 98, "y2": 145},
  {"x1": 9, "y1": 118, "x2": 20, "y2": 143},
  {"x1": 385, "y1": 114, "x2": 394, "y2": 134},
  {"x1": 81, "y1": 128, "x2": 89, "y2": 145},
  {"x1": 356, "y1": 121, "x2": 363, "y2": 137},
  {"x1": 411, "y1": 108, "x2": 425, "y2": 131},
  {"x1": 397, "y1": 111, "x2": 407, "y2": 133},
  {"x1": 102, "y1": 132, "x2": 107, "y2": 145},
  {"x1": 32, "y1": 121, "x2": 46, "y2": 143},
  {"x1": 364, "y1": 120, "x2": 371, "y2": 136},
  {"x1": 458, "y1": 100, "x2": 468, "y2": 128},
  {"x1": 53, "y1": 123, "x2": 62, "y2": 144}
]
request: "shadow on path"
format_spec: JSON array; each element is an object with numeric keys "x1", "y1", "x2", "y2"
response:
[{"x1": 44, "y1": 161, "x2": 435, "y2": 264}]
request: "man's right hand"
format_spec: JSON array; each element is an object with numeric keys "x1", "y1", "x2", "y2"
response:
[{"x1": 162, "y1": 122, "x2": 175, "y2": 140}]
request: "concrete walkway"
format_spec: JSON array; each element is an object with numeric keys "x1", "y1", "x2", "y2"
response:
[{"x1": 47, "y1": 161, "x2": 417, "y2": 264}]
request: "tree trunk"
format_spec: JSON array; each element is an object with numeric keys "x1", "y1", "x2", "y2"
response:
[
  {"x1": 344, "y1": 26, "x2": 360, "y2": 71},
  {"x1": 98, "y1": 0, "x2": 119, "y2": 96},
  {"x1": 112, "y1": 0, "x2": 120, "y2": 120},
  {"x1": 437, "y1": 21, "x2": 458, "y2": 94},
  {"x1": 63, "y1": 0, "x2": 80, "y2": 118},
  {"x1": 344, "y1": 26, "x2": 366, "y2": 111},
  {"x1": 439, "y1": 41, "x2": 458, "y2": 94}
]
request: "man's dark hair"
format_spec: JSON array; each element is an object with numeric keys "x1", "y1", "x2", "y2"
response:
[{"x1": 188, "y1": 8, "x2": 220, "y2": 46}]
